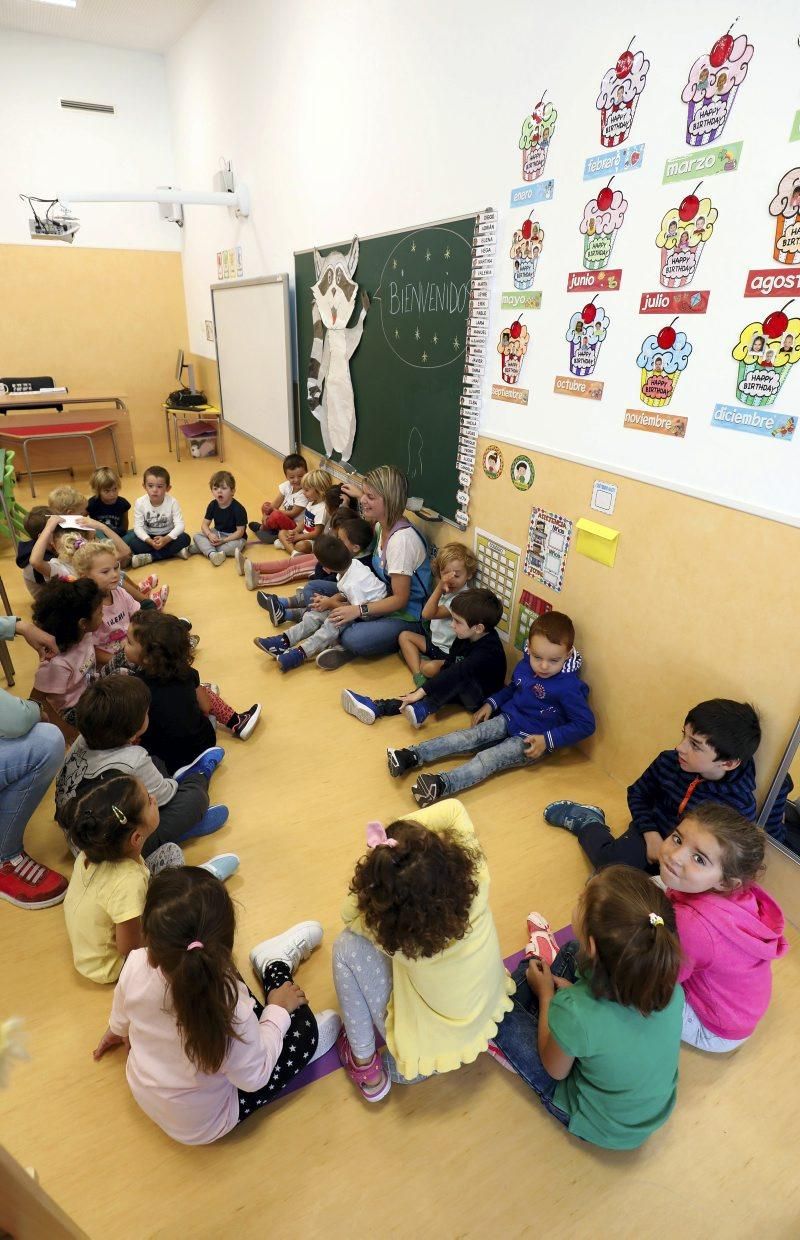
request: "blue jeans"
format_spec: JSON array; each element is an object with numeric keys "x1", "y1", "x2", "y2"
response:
[
  {"x1": 492, "y1": 947, "x2": 579, "y2": 1126},
  {"x1": 340, "y1": 617, "x2": 423, "y2": 659},
  {"x1": 123, "y1": 531, "x2": 191, "y2": 561},
  {"x1": 410, "y1": 714, "x2": 532, "y2": 794},
  {"x1": 0, "y1": 723, "x2": 65, "y2": 861}
]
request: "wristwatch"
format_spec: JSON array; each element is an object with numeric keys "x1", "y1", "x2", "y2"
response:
[{"x1": 359, "y1": 603, "x2": 370, "y2": 618}]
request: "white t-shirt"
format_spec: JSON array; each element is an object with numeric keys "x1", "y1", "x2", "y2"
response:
[
  {"x1": 338, "y1": 559, "x2": 388, "y2": 606},
  {"x1": 278, "y1": 480, "x2": 307, "y2": 514},
  {"x1": 133, "y1": 494, "x2": 185, "y2": 542},
  {"x1": 430, "y1": 586, "x2": 467, "y2": 653},
  {"x1": 301, "y1": 500, "x2": 327, "y2": 534},
  {"x1": 381, "y1": 525, "x2": 426, "y2": 577}
]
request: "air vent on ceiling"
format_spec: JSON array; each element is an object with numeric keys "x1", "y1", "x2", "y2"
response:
[{"x1": 60, "y1": 99, "x2": 115, "y2": 115}]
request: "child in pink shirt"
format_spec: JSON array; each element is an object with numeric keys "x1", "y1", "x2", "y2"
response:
[
  {"x1": 658, "y1": 801, "x2": 788, "y2": 1051},
  {"x1": 32, "y1": 578, "x2": 103, "y2": 725},
  {"x1": 72, "y1": 540, "x2": 140, "y2": 664},
  {"x1": 93, "y1": 867, "x2": 340, "y2": 1145}
]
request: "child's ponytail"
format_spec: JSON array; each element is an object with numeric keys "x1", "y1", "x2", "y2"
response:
[
  {"x1": 65, "y1": 773, "x2": 147, "y2": 862},
  {"x1": 142, "y1": 868, "x2": 240, "y2": 1074},
  {"x1": 580, "y1": 866, "x2": 681, "y2": 1016}
]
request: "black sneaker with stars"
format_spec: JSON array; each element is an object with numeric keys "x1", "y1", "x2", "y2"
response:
[
  {"x1": 386, "y1": 747, "x2": 419, "y2": 778},
  {"x1": 411, "y1": 773, "x2": 446, "y2": 807}
]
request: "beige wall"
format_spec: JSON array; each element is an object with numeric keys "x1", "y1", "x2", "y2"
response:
[
  {"x1": 193, "y1": 349, "x2": 800, "y2": 801},
  {"x1": 0, "y1": 244, "x2": 189, "y2": 453}
]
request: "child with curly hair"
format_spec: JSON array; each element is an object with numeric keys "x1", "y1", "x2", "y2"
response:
[
  {"x1": 32, "y1": 579, "x2": 103, "y2": 724},
  {"x1": 333, "y1": 798, "x2": 514, "y2": 1102},
  {"x1": 124, "y1": 612, "x2": 260, "y2": 772}
]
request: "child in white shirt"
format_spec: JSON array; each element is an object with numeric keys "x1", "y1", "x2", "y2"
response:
[
  {"x1": 276, "y1": 469, "x2": 332, "y2": 556},
  {"x1": 254, "y1": 534, "x2": 386, "y2": 671},
  {"x1": 124, "y1": 466, "x2": 191, "y2": 567},
  {"x1": 249, "y1": 452, "x2": 308, "y2": 544}
]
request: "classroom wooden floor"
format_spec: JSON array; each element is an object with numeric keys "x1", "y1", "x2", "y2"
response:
[{"x1": 2, "y1": 450, "x2": 799, "y2": 1240}]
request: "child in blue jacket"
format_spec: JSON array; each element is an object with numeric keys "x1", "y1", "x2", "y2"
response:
[{"x1": 387, "y1": 611, "x2": 595, "y2": 806}]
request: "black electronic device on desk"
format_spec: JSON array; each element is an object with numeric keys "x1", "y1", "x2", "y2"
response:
[
  {"x1": 0, "y1": 376, "x2": 66, "y2": 413},
  {"x1": 167, "y1": 349, "x2": 207, "y2": 408}
]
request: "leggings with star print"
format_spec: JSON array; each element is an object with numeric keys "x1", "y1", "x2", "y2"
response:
[{"x1": 235, "y1": 960, "x2": 319, "y2": 1123}]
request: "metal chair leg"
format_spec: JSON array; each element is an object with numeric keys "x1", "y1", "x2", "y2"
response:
[
  {"x1": 22, "y1": 438, "x2": 36, "y2": 497},
  {"x1": 110, "y1": 427, "x2": 122, "y2": 478},
  {"x1": 0, "y1": 638, "x2": 15, "y2": 687},
  {"x1": 0, "y1": 573, "x2": 11, "y2": 615}
]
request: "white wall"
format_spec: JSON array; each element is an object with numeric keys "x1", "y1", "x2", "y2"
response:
[
  {"x1": 167, "y1": 0, "x2": 799, "y2": 523},
  {"x1": 2, "y1": 30, "x2": 179, "y2": 250}
]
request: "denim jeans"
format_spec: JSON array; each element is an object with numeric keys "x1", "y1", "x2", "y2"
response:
[
  {"x1": 410, "y1": 714, "x2": 532, "y2": 794},
  {"x1": 284, "y1": 611, "x2": 341, "y2": 658},
  {"x1": 340, "y1": 617, "x2": 423, "y2": 659},
  {"x1": 0, "y1": 723, "x2": 65, "y2": 861},
  {"x1": 192, "y1": 532, "x2": 246, "y2": 558},
  {"x1": 492, "y1": 946, "x2": 580, "y2": 1126},
  {"x1": 123, "y1": 531, "x2": 191, "y2": 561}
]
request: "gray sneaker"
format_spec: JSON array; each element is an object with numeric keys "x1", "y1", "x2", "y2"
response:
[
  {"x1": 131, "y1": 553, "x2": 153, "y2": 569},
  {"x1": 316, "y1": 645, "x2": 354, "y2": 670}
]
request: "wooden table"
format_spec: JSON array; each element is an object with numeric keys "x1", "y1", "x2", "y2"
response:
[
  {"x1": 164, "y1": 403, "x2": 225, "y2": 462},
  {"x1": 0, "y1": 393, "x2": 136, "y2": 478},
  {"x1": 0, "y1": 421, "x2": 123, "y2": 498}
]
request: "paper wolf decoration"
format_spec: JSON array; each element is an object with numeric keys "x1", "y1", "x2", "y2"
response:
[{"x1": 306, "y1": 237, "x2": 369, "y2": 462}]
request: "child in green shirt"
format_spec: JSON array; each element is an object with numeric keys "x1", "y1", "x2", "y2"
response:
[{"x1": 491, "y1": 866, "x2": 683, "y2": 1150}]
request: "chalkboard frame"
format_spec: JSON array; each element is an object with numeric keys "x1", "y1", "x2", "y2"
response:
[{"x1": 293, "y1": 212, "x2": 480, "y2": 524}]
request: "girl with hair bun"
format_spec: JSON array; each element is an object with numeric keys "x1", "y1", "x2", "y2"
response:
[
  {"x1": 63, "y1": 774, "x2": 238, "y2": 984},
  {"x1": 93, "y1": 867, "x2": 340, "y2": 1145}
]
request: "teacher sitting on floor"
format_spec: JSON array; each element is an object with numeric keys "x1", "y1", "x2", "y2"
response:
[{"x1": 316, "y1": 465, "x2": 433, "y2": 669}]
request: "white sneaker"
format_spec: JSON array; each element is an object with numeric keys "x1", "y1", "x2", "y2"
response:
[
  {"x1": 178, "y1": 546, "x2": 191, "y2": 559},
  {"x1": 309, "y1": 1010, "x2": 342, "y2": 1064},
  {"x1": 249, "y1": 920, "x2": 323, "y2": 976},
  {"x1": 244, "y1": 559, "x2": 256, "y2": 590},
  {"x1": 235, "y1": 546, "x2": 246, "y2": 576},
  {"x1": 209, "y1": 549, "x2": 226, "y2": 566},
  {"x1": 131, "y1": 553, "x2": 153, "y2": 568}
]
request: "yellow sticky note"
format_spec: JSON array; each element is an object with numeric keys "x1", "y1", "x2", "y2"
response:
[{"x1": 575, "y1": 518, "x2": 619, "y2": 568}]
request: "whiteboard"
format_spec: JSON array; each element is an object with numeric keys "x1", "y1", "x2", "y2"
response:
[{"x1": 211, "y1": 275, "x2": 296, "y2": 457}]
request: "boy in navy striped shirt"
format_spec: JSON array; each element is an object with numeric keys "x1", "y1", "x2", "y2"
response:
[{"x1": 544, "y1": 699, "x2": 788, "y2": 872}]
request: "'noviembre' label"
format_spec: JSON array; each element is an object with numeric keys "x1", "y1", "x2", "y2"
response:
[{"x1": 624, "y1": 409, "x2": 687, "y2": 437}]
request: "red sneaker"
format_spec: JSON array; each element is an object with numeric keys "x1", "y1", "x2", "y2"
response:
[{"x1": 0, "y1": 853, "x2": 68, "y2": 909}]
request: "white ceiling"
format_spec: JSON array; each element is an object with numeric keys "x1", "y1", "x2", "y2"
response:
[{"x1": 0, "y1": 0, "x2": 214, "y2": 53}]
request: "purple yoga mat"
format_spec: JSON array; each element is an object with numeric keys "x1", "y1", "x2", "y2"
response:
[{"x1": 275, "y1": 924, "x2": 574, "y2": 1101}]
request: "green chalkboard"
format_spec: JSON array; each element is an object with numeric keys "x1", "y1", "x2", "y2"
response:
[{"x1": 294, "y1": 215, "x2": 477, "y2": 522}]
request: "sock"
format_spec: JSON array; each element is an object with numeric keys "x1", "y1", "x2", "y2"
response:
[
  {"x1": 202, "y1": 686, "x2": 234, "y2": 726},
  {"x1": 413, "y1": 673, "x2": 428, "y2": 688}
]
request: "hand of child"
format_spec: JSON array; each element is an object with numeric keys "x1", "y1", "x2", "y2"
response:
[
  {"x1": 526, "y1": 956, "x2": 555, "y2": 999},
  {"x1": 553, "y1": 976, "x2": 573, "y2": 991},
  {"x1": 643, "y1": 831, "x2": 663, "y2": 865},
  {"x1": 93, "y1": 1027, "x2": 130, "y2": 1060},
  {"x1": 149, "y1": 536, "x2": 165, "y2": 550},
  {"x1": 472, "y1": 703, "x2": 493, "y2": 725},
  {"x1": 209, "y1": 531, "x2": 221, "y2": 545},
  {"x1": 310, "y1": 594, "x2": 333, "y2": 611},
  {"x1": 523, "y1": 733, "x2": 547, "y2": 761},
  {"x1": 261, "y1": 501, "x2": 274, "y2": 517},
  {"x1": 399, "y1": 688, "x2": 426, "y2": 705},
  {"x1": 267, "y1": 981, "x2": 307, "y2": 1013}
]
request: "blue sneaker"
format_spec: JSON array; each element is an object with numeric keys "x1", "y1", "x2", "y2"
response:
[
  {"x1": 402, "y1": 700, "x2": 431, "y2": 729},
  {"x1": 179, "y1": 804, "x2": 229, "y2": 842},
  {"x1": 198, "y1": 852, "x2": 240, "y2": 882},
  {"x1": 254, "y1": 635, "x2": 289, "y2": 657},
  {"x1": 341, "y1": 689, "x2": 378, "y2": 725},
  {"x1": 543, "y1": 801, "x2": 606, "y2": 833},
  {"x1": 257, "y1": 592, "x2": 286, "y2": 625},
  {"x1": 277, "y1": 647, "x2": 306, "y2": 672},
  {"x1": 173, "y1": 746, "x2": 225, "y2": 783}
]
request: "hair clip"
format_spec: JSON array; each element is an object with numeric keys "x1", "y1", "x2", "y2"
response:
[
  {"x1": 366, "y1": 820, "x2": 397, "y2": 849},
  {"x1": 73, "y1": 536, "x2": 86, "y2": 549},
  {"x1": 186, "y1": 940, "x2": 204, "y2": 951},
  {"x1": 648, "y1": 912, "x2": 664, "y2": 927},
  {"x1": 111, "y1": 804, "x2": 128, "y2": 825}
]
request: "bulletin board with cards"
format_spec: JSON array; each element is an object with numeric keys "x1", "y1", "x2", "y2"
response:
[
  {"x1": 473, "y1": 528, "x2": 521, "y2": 643},
  {"x1": 480, "y1": 20, "x2": 799, "y2": 527}
]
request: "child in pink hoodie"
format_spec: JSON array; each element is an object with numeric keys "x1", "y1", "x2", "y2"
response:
[{"x1": 658, "y1": 801, "x2": 788, "y2": 1052}]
